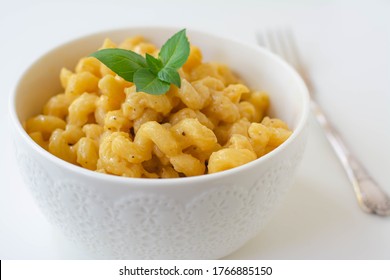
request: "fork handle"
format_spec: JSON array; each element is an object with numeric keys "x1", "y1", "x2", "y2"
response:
[{"x1": 310, "y1": 100, "x2": 390, "y2": 216}]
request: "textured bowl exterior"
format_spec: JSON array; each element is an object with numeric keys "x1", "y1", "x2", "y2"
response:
[{"x1": 10, "y1": 27, "x2": 309, "y2": 259}]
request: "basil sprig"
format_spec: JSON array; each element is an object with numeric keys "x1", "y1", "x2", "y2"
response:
[{"x1": 90, "y1": 29, "x2": 190, "y2": 95}]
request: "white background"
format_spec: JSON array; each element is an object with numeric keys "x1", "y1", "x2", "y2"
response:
[{"x1": 0, "y1": 0, "x2": 389, "y2": 259}]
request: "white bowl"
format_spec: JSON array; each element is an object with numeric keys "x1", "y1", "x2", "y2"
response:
[{"x1": 9, "y1": 27, "x2": 309, "y2": 259}]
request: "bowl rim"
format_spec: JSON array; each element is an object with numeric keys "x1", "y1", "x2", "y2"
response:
[{"x1": 9, "y1": 26, "x2": 310, "y2": 187}]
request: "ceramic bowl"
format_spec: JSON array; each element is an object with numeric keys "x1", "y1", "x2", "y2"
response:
[{"x1": 9, "y1": 27, "x2": 309, "y2": 259}]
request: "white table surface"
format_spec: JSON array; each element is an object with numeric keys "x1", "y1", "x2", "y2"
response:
[{"x1": 1, "y1": 0, "x2": 389, "y2": 259}]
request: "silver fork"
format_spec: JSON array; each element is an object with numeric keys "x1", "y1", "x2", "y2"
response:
[{"x1": 257, "y1": 29, "x2": 390, "y2": 216}]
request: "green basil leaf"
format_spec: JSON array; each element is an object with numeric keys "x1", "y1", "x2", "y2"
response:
[
  {"x1": 133, "y1": 68, "x2": 170, "y2": 95},
  {"x1": 159, "y1": 29, "x2": 190, "y2": 69},
  {"x1": 158, "y1": 67, "x2": 181, "y2": 88},
  {"x1": 88, "y1": 30, "x2": 190, "y2": 95},
  {"x1": 89, "y1": 48, "x2": 147, "y2": 81},
  {"x1": 145, "y1": 53, "x2": 164, "y2": 75}
]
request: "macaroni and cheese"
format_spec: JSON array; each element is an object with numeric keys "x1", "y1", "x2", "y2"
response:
[{"x1": 25, "y1": 36, "x2": 292, "y2": 178}]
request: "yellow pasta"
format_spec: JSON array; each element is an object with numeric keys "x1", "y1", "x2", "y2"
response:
[
  {"x1": 133, "y1": 108, "x2": 162, "y2": 133},
  {"x1": 25, "y1": 35, "x2": 292, "y2": 178},
  {"x1": 98, "y1": 74, "x2": 128, "y2": 110},
  {"x1": 208, "y1": 149, "x2": 257, "y2": 174},
  {"x1": 160, "y1": 165, "x2": 180, "y2": 178},
  {"x1": 28, "y1": 131, "x2": 48, "y2": 150},
  {"x1": 104, "y1": 110, "x2": 132, "y2": 132},
  {"x1": 169, "y1": 108, "x2": 214, "y2": 130},
  {"x1": 43, "y1": 93, "x2": 71, "y2": 119},
  {"x1": 98, "y1": 132, "x2": 144, "y2": 177},
  {"x1": 170, "y1": 153, "x2": 205, "y2": 177},
  {"x1": 202, "y1": 91, "x2": 240, "y2": 124},
  {"x1": 68, "y1": 93, "x2": 98, "y2": 126},
  {"x1": 223, "y1": 84, "x2": 249, "y2": 104},
  {"x1": 60, "y1": 68, "x2": 73, "y2": 89},
  {"x1": 48, "y1": 129, "x2": 77, "y2": 164},
  {"x1": 82, "y1": 124, "x2": 104, "y2": 141},
  {"x1": 118, "y1": 36, "x2": 145, "y2": 50},
  {"x1": 122, "y1": 86, "x2": 173, "y2": 120},
  {"x1": 176, "y1": 79, "x2": 210, "y2": 110},
  {"x1": 182, "y1": 45, "x2": 202, "y2": 72},
  {"x1": 25, "y1": 115, "x2": 66, "y2": 140},
  {"x1": 65, "y1": 71, "x2": 100, "y2": 101},
  {"x1": 238, "y1": 101, "x2": 257, "y2": 122},
  {"x1": 75, "y1": 57, "x2": 102, "y2": 78},
  {"x1": 75, "y1": 137, "x2": 99, "y2": 170}
]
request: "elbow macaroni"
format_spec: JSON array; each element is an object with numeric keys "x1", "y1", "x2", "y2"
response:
[{"x1": 25, "y1": 35, "x2": 292, "y2": 178}]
